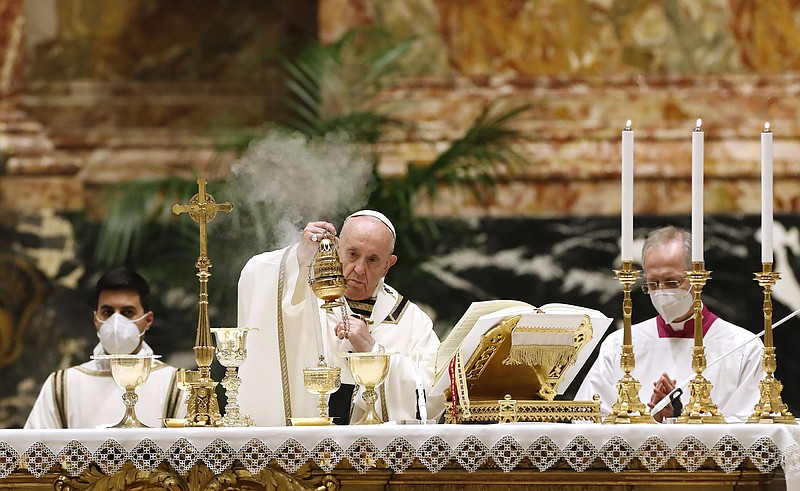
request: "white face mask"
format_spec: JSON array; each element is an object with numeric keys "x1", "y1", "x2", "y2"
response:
[
  {"x1": 96, "y1": 312, "x2": 147, "y2": 354},
  {"x1": 650, "y1": 288, "x2": 694, "y2": 324}
]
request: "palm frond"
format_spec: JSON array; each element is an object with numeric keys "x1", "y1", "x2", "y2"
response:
[{"x1": 95, "y1": 178, "x2": 201, "y2": 266}]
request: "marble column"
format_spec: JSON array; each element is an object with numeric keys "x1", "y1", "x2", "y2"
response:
[{"x1": 0, "y1": 0, "x2": 25, "y2": 105}]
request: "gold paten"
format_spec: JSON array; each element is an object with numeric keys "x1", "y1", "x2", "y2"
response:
[
  {"x1": 308, "y1": 236, "x2": 347, "y2": 311},
  {"x1": 748, "y1": 262, "x2": 796, "y2": 424},
  {"x1": 678, "y1": 261, "x2": 725, "y2": 424},
  {"x1": 444, "y1": 314, "x2": 600, "y2": 423},
  {"x1": 605, "y1": 260, "x2": 654, "y2": 424},
  {"x1": 172, "y1": 177, "x2": 232, "y2": 427},
  {"x1": 303, "y1": 354, "x2": 341, "y2": 422},
  {"x1": 341, "y1": 352, "x2": 392, "y2": 425}
]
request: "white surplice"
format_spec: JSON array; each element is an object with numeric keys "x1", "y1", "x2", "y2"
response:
[
  {"x1": 24, "y1": 342, "x2": 186, "y2": 429},
  {"x1": 575, "y1": 316, "x2": 764, "y2": 423},
  {"x1": 237, "y1": 244, "x2": 444, "y2": 426}
]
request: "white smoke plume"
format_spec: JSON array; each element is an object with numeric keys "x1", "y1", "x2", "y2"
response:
[{"x1": 228, "y1": 129, "x2": 376, "y2": 249}]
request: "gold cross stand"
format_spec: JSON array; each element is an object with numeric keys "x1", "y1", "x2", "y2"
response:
[{"x1": 172, "y1": 177, "x2": 233, "y2": 426}]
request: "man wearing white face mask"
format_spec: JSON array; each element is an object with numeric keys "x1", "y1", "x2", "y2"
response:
[
  {"x1": 25, "y1": 269, "x2": 185, "y2": 428},
  {"x1": 576, "y1": 226, "x2": 763, "y2": 422}
]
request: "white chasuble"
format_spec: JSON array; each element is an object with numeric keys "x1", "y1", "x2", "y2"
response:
[
  {"x1": 576, "y1": 316, "x2": 764, "y2": 422},
  {"x1": 24, "y1": 342, "x2": 185, "y2": 429},
  {"x1": 237, "y1": 244, "x2": 444, "y2": 426}
]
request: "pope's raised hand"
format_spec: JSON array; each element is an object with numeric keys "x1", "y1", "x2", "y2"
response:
[{"x1": 298, "y1": 221, "x2": 337, "y2": 268}]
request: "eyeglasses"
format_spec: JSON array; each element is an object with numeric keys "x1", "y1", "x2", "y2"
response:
[{"x1": 641, "y1": 279, "x2": 686, "y2": 294}]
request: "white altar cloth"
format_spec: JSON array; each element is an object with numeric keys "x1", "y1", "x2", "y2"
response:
[{"x1": 1, "y1": 423, "x2": 798, "y2": 489}]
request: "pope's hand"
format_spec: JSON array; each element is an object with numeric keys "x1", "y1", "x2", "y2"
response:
[
  {"x1": 647, "y1": 372, "x2": 677, "y2": 422},
  {"x1": 336, "y1": 315, "x2": 375, "y2": 352},
  {"x1": 298, "y1": 221, "x2": 337, "y2": 268}
]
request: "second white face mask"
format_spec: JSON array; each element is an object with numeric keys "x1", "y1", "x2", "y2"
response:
[
  {"x1": 650, "y1": 288, "x2": 694, "y2": 324},
  {"x1": 96, "y1": 312, "x2": 146, "y2": 354}
]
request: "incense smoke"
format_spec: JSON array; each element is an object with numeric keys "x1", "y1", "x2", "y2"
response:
[{"x1": 228, "y1": 129, "x2": 376, "y2": 249}]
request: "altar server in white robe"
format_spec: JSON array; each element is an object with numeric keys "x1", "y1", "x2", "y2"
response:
[
  {"x1": 25, "y1": 269, "x2": 185, "y2": 429},
  {"x1": 576, "y1": 226, "x2": 763, "y2": 422},
  {"x1": 237, "y1": 210, "x2": 444, "y2": 426}
]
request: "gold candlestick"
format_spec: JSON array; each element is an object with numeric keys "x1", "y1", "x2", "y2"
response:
[
  {"x1": 748, "y1": 263, "x2": 796, "y2": 424},
  {"x1": 172, "y1": 177, "x2": 232, "y2": 427},
  {"x1": 677, "y1": 261, "x2": 725, "y2": 424},
  {"x1": 604, "y1": 260, "x2": 654, "y2": 424}
]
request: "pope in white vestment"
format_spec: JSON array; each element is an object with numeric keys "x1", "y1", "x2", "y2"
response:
[
  {"x1": 25, "y1": 342, "x2": 184, "y2": 428},
  {"x1": 237, "y1": 211, "x2": 444, "y2": 426}
]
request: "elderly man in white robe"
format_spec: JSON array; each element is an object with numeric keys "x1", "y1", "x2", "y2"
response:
[
  {"x1": 576, "y1": 226, "x2": 763, "y2": 422},
  {"x1": 237, "y1": 210, "x2": 444, "y2": 426},
  {"x1": 25, "y1": 269, "x2": 185, "y2": 428}
]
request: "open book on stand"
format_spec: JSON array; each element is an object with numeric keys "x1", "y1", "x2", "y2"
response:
[{"x1": 433, "y1": 300, "x2": 612, "y2": 423}]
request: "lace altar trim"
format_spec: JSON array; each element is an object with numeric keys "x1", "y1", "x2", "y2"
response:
[{"x1": 0, "y1": 433, "x2": 794, "y2": 479}]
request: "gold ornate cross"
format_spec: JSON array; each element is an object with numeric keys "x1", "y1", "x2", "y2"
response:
[
  {"x1": 172, "y1": 178, "x2": 233, "y2": 259},
  {"x1": 171, "y1": 177, "x2": 232, "y2": 426}
]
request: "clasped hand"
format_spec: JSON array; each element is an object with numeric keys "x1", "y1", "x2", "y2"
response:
[{"x1": 647, "y1": 371, "x2": 677, "y2": 422}]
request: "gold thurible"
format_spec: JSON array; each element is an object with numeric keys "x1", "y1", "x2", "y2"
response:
[
  {"x1": 604, "y1": 260, "x2": 654, "y2": 424},
  {"x1": 748, "y1": 263, "x2": 796, "y2": 424},
  {"x1": 172, "y1": 177, "x2": 233, "y2": 427},
  {"x1": 308, "y1": 235, "x2": 348, "y2": 311},
  {"x1": 677, "y1": 261, "x2": 725, "y2": 424}
]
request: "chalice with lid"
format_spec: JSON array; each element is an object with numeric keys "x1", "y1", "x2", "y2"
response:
[{"x1": 299, "y1": 355, "x2": 341, "y2": 425}]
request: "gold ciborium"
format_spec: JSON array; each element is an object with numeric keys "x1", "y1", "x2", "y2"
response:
[
  {"x1": 93, "y1": 354, "x2": 159, "y2": 428},
  {"x1": 308, "y1": 236, "x2": 347, "y2": 311},
  {"x1": 341, "y1": 352, "x2": 392, "y2": 425},
  {"x1": 211, "y1": 327, "x2": 255, "y2": 427},
  {"x1": 299, "y1": 355, "x2": 341, "y2": 425}
]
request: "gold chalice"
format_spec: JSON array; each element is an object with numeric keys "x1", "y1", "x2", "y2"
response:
[
  {"x1": 211, "y1": 326, "x2": 255, "y2": 427},
  {"x1": 308, "y1": 236, "x2": 347, "y2": 311},
  {"x1": 341, "y1": 352, "x2": 392, "y2": 425},
  {"x1": 93, "y1": 354, "x2": 159, "y2": 428}
]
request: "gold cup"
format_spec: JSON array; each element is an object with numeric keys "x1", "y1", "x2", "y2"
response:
[
  {"x1": 341, "y1": 352, "x2": 392, "y2": 425},
  {"x1": 211, "y1": 327, "x2": 255, "y2": 427},
  {"x1": 93, "y1": 354, "x2": 159, "y2": 428},
  {"x1": 176, "y1": 368, "x2": 200, "y2": 391},
  {"x1": 302, "y1": 355, "x2": 341, "y2": 424}
]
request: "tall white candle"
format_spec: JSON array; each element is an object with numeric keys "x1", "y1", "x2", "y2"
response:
[
  {"x1": 762, "y1": 122, "x2": 774, "y2": 263},
  {"x1": 621, "y1": 120, "x2": 634, "y2": 261},
  {"x1": 691, "y1": 119, "x2": 704, "y2": 263}
]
